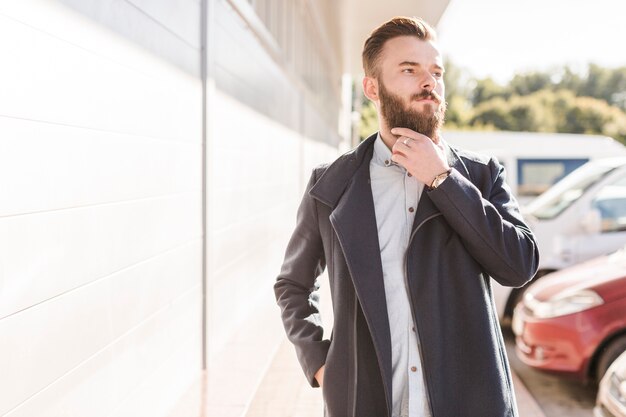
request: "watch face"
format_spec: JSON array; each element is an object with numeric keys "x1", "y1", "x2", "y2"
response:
[{"x1": 432, "y1": 170, "x2": 450, "y2": 188}]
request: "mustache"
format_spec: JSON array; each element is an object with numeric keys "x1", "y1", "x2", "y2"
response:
[{"x1": 411, "y1": 90, "x2": 442, "y2": 103}]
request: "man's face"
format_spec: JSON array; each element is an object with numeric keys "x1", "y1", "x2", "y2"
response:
[{"x1": 372, "y1": 36, "x2": 447, "y2": 139}]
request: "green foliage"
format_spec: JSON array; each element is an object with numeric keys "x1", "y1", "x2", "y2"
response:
[
  {"x1": 551, "y1": 64, "x2": 626, "y2": 111},
  {"x1": 359, "y1": 99, "x2": 379, "y2": 139},
  {"x1": 443, "y1": 58, "x2": 472, "y2": 100},
  {"x1": 510, "y1": 72, "x2": 553, "y2": 96},
  {"x1": 470, "y1": 97, "x2": 512, "y2": 130},
  {"x1": 451, "y1": 62, "x2": 626, "y2": 144},
  {"x1": 469, "y1": 88, "x2": 626, "y2": 143},
  {"x1": 444, "y1": 95, "x2": 473, "y2": 128},
  {"x1": 562, "y1": 96, "x2": 626, "y2": 140},
  {"x1": 471, "y1": 78, "x2": 507, "y2": 106}
]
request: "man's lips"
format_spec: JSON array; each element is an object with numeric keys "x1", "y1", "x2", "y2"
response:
[
  {"x1": 414, "y1": 97, "x2": 437, "y2": 103},
  {"x1": 412, "y1": 90, "x2": 442, "y2": 103}
]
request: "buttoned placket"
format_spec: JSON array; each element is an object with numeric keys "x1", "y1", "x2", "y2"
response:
[
  {"x1": 372, "y1": 135, "x2": 429, "y2": 417},
  {"x1": 404, "y1": 167, "x2": 429, "y2": 417}
]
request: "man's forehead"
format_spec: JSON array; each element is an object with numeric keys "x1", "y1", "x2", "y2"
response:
[{"x1": 381, "y1": 36, "x2": 442, "y2": 63}]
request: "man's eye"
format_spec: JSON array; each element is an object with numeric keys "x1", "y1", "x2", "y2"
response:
[
  {"x1": 402, "y1": 68, "x2": 414, "y2": 73},
  {"x1": 434, "y1": 72, "x2": 443, "y2": 77}
]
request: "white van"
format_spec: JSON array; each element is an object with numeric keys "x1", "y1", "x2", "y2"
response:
[
  {"x1": 494, "y1": 157, "x2": 626, "y2": 321},
  {"x1": 442, "y1": 131, "x2": 626, "y2": 205}
]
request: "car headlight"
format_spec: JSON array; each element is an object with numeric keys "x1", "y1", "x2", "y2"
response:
[{"x1": 524, "y1": 289, "x2": 604, "y2": 319}]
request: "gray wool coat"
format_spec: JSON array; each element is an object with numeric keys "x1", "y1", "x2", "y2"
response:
[{"x1": 274, "y1": 133, "x2": 539, "y2": 417}]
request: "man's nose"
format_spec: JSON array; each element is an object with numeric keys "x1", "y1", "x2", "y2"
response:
[{"x1": 419, "y1": 71, "x2": 437, "y2": 90}]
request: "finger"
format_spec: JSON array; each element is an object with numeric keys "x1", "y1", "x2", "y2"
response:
[
  {"x1": 392, "y1": 150, "x2": 408, "y2": 159},
  {"x1": 391, "y1": 127, "x2": 429, "y2": 142},
  {"x1": 393, "y1": 137, "x2": 413, "y2": 152},
  {"x1": 391, "y1": 152, "x2": 408, "y2": 166},
  {"x1": 391, "y1": 141, "x2": 410, "y2": 156}
]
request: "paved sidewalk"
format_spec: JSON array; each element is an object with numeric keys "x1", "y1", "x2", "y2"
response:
[
  {"x1": 245, "y1": 339, "x2": 322, "y2": 417},
  {"x1": 246, "y1": 337, "x2": 546, "y2": 417}
]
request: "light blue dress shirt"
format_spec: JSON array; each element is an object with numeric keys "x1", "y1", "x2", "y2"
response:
[{"x1": 369, "y1": 134, "x2": 431, "y2": 417}]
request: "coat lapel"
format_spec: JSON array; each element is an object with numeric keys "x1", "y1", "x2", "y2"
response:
[
  {"x1": 328, "y1": 156, "x2": 392, "y2": 357},
  {"x1": 309, "y1": 134, "x2": 393, "y2": 407}
]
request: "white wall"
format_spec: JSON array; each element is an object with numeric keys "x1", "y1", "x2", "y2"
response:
[
  {"x1": 201, "y1": 1, "x2": 341, "y2": 414},
  {"x1": 0, "y1": 0, "x2": 345, "y2": 415},
  {"x1": 0, "y1": 1, "x2": 203, "y2": 416},
  {"x1": 205, "y1": 0, "x2": 342, "y2": 355}
]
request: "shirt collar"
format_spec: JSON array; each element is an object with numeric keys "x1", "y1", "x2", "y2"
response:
[{"x1": 372, "y1": 132, "x2": 403, "y2": 170}]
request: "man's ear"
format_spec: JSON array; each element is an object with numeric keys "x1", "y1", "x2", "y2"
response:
[{"x1": 363, "y1": 76, "x2": 379, "y2": 102}]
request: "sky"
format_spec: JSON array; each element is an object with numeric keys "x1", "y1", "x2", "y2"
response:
[{"x1": 436, "y1": 0, "x2": 626, "y2": 83}]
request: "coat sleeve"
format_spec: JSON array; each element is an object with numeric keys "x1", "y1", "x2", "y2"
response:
[
  {"x1": 274, "y1": 168, "x2": 329, "y2": 387},
  {"x1": 427, "y1": 158, "x2": 540, "y2": 287}
]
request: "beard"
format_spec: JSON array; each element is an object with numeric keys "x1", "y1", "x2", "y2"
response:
[{"x1": 378, "y1": 80, "x2": 447, "y2": 140}]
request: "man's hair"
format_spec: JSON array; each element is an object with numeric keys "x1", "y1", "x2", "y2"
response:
[{"x1": 362, "y1": 16, "x2": 437, "y2": 77}]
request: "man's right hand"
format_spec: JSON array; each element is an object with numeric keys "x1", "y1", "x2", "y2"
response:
[{"x1": 315, "y1": 365, "x2": 325, "y2": 387}]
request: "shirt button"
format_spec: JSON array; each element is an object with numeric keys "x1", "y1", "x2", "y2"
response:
[
  {"x1": 412, "y1": 326, "x2": 416, "y2": 332},
  {"x1": 408, "y1": 207, "x2": 415, "y2": 213},
  {"x1": 384, "y1": 159, "x2": 390, "y2": 166},
  {"x1": 407, "y1": 172, "x2": 412, "y2": 177},
  {"x1": 411, "y1": 366, "x2": 417, "y2": 372}
]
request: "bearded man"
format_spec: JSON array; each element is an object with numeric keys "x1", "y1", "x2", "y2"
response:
[{"x1": 274, "y1": 16, "x2": 539, "y2": 417}]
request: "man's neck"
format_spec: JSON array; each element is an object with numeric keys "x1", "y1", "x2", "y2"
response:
[{"x1": 379, "y1": 129, "x2": 397, "y2": 151}]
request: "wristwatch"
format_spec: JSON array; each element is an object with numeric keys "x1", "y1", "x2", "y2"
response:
[{"x1": 429, "y1": 169, "x2": 452, "y2": 189}]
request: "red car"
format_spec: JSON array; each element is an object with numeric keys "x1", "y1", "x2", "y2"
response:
[{"x1": 513, "y1": 247, "x2": 626, "y2": 383}]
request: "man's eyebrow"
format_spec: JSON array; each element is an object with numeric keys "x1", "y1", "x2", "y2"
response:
[{"x1": 398, "y1": 61, "x2": 445, "y2": 72}]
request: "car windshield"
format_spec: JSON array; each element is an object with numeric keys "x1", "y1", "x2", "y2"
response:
[{"x1": 525, "y1": 163, "x2": 618, "y2": 220}]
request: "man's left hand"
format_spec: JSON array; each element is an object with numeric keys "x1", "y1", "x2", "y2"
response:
[{"x1": 390, "y1": 127, "x2": 450, "y2": 186}]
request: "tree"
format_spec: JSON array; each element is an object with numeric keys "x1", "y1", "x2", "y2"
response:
[
  {"x1": 443, "y1": 58, "x2": 472, "y2": 100},
  {"x1": 510, "y1": 72, "x2": 552, "y2": 96},
  {"x1": 562, "y1": 96, "x2": 626, "y2": 142},
  {"x1": 469, "y1": 97, "x2": 512, "y2": 130},
  {"x1": 445, "y1": 95, "x2": 473, "y2": 128},
  {"x1": 471, "y1": 77, "x2": 507, "y2": 106},
  {"x1": 359, "y1": 99, "x2": 378, "y2": 139},
  {"x1": 469, "y1": 89, "x2": 626, "y2": 144}
]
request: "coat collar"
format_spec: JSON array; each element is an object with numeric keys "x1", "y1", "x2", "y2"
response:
[{"x1": 308, "y1": 133, "x2": 378, "y2": 208}]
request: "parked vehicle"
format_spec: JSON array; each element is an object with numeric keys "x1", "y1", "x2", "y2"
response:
[
  {"x1": 494, "y1": 157, "x2": 626, "y2": 321},
  {"x1": 595, "y1": 349, "x2": 626, "y2": 417},
  {"x1": 443, "y1": 130, "x2": 626, "y2": 205},
  {"x1": 512, "y1": 246, "x2": 626, "y2": 383}
]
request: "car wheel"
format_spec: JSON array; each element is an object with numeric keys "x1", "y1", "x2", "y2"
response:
[{"x1": 596, "y1": 334, "x2": 626, "y2": 383}]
